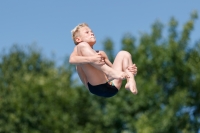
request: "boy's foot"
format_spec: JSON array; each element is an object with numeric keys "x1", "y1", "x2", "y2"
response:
[
  {"x1": 125, "y1": 78, "x2": 137, "y2": 94},
  {"x1": 107, "y1": 70, "x2": 129, "y2": 81},
  {"x1": 125, "y1": 69, "x2": 137, "y2": 94}
]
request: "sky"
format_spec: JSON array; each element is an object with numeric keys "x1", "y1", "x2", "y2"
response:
[{"x1": 0, "y1": 1, "x2": 200, "y2": 65}]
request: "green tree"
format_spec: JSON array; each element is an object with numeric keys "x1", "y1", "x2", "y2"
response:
[
  {"x1": 103, "y1": 38, "x2": 115, "y2": 63},
  {"x1": 99, "y1": 11, "x2": 200, "y2": 133},
  {"x1": 116, "y1": 11, "x2": 200, "y2": 133},
  {"x1": 0, "y1": 45, "x2": 81, "y2": 133}
]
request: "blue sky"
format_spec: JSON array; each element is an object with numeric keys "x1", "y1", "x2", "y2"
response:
[{"x1": 0, "y1": 1, "x2": 200, "y2": 65}]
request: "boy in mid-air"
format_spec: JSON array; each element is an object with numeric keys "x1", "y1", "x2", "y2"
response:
[{"x1": 69, "y1": 23, "x2": 138, "y2": 98}]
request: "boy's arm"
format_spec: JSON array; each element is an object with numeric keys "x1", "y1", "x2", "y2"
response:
[
  {"x1": 99, "y1": 51, "x2": 113, "y2": 67},
  {"x1": 69, "y1": 46, "x2": 90, "y2": 65},
  {"x1": 69, "y1": 46, "x2": 105, "y2": 65}
]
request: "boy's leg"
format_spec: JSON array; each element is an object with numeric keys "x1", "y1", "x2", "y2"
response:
[
  {"x1": 77, "y1": 43, "x2": 128, "y2": 85},
  {"x1": 112, "y1": 51, "x2": 138, "y2": 94}
]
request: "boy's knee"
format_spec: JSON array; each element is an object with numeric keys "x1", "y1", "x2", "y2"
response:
[{"x1": 118, "y1": 50, "x2": 131, "y2": 57}]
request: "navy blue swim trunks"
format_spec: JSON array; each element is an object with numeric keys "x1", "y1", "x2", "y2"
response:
[{"x1": 87, "y1": 82, "x2": 118, "y2": 98}]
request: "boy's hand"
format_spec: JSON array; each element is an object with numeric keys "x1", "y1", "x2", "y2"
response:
[
  {"x1": 127, "y1": 64, "x2": 137, "y2": 76},
  {"x1": 98, "y1": 51, "x2": 107, "y2": 59},
  {"x1": 90, "y1": 53, "x2": 105, "y2": 66}
]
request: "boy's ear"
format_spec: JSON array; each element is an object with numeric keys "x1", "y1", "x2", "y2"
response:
[{"x1": 75, "y1": 37, "x2": 82, "y2": 43}]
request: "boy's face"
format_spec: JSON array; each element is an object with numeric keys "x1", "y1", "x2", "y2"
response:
[{"x1": 76, "y1": 26, "x2": 96, "y2": 46}]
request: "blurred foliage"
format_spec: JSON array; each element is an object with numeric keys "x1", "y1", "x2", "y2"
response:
[
  {"x1": 103, "y1": 38, "x2": 115, "y2": 63},
  {"x1": 0, "y1": 12, "x2": 200, "y2": 133}
]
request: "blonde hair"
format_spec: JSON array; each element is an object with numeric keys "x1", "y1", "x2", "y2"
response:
[{"x1": 71, "y1": 23, "x2": 89, "y2": 45}]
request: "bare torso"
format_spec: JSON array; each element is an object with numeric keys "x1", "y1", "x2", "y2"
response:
[{"x1": 75, "y1": 46, "x2": 108, "y2": 87}]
